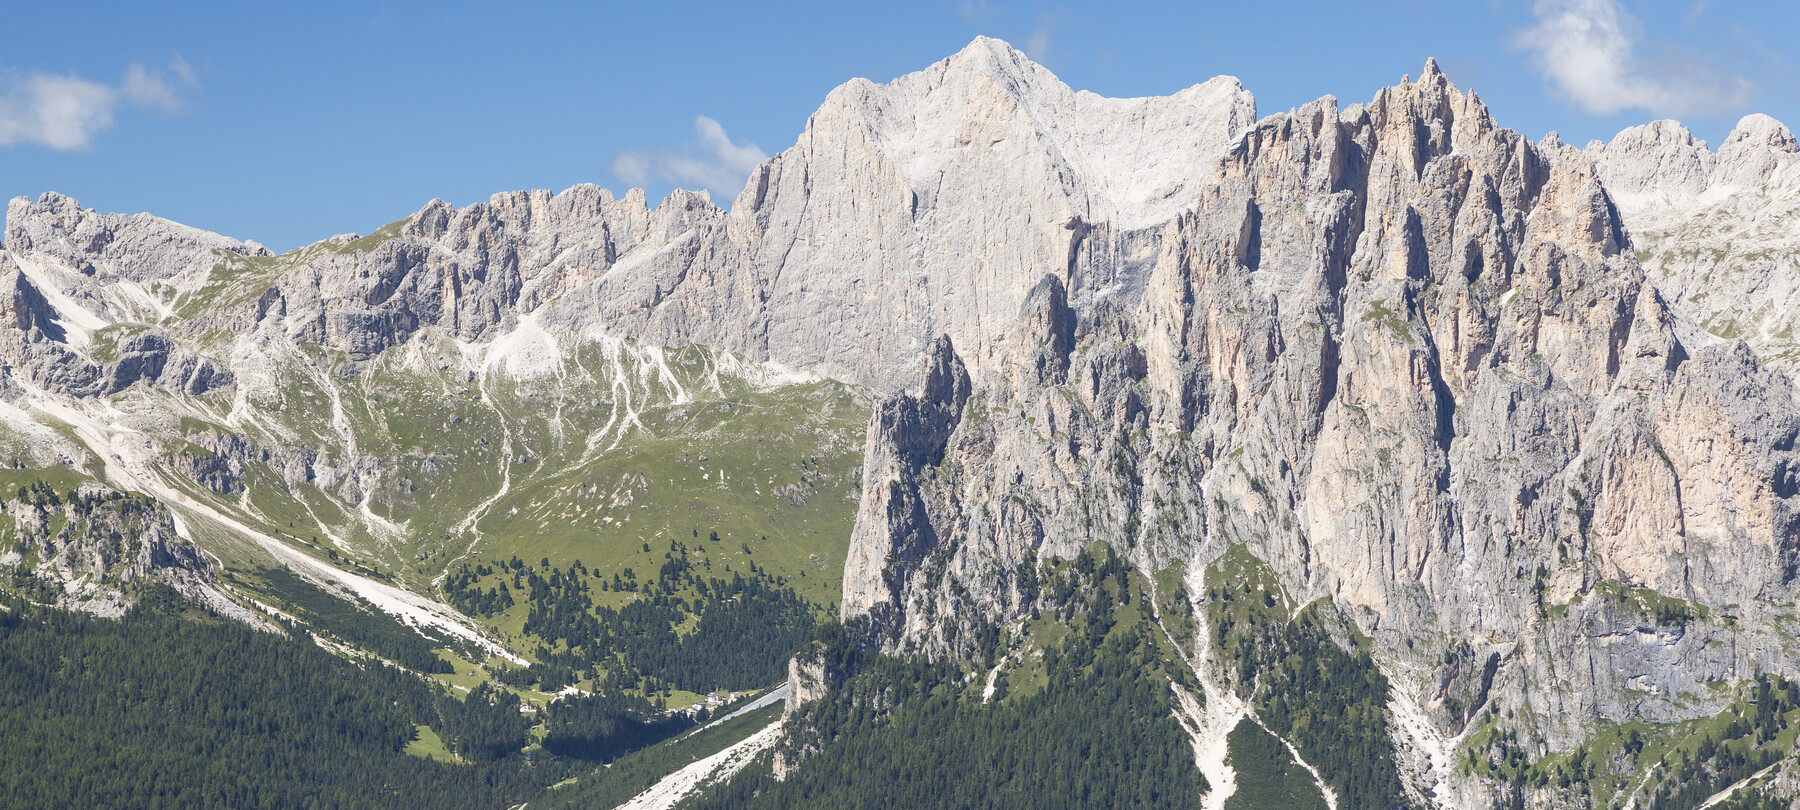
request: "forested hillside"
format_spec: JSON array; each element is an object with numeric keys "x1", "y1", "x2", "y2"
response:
[
  {"x1": 0, "y1": 590, "x2": 566, "y2": 808},
  {"x1": 693, "y1": 548, "x2": 1209, "y2": 808}
]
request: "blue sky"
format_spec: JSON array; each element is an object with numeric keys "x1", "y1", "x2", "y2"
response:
[{"x1": 3, "y1": 1, "x2": 1793, "y2": 251}]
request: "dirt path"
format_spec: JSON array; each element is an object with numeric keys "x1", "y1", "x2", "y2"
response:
[
  {"x1": 1693, "y1": 762, "x2": 1782, "y2": 810},
  {"x1": 699, "y1": 684, "x2": 789, "y2": 731}
]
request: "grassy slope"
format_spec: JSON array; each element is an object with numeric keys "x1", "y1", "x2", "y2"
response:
[
  {"x1": 465, "y1": 377, "x2": 863, "y2": 611},
  {"x1": 55, "y1": 324, "x2": 867, "y2": 674},
  {"x1": 0, "y1": 254, "x2": 873, "y2": 698}
]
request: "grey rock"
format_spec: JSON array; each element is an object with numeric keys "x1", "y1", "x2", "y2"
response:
[
  {"x1": 840, "y1": 61, "x2": 1800, "y2": 786},
  {"x1": 1, "y1": 38, "x2": 1254, "y2": 391},
  {"x1": 1587, "y1": 114, "x2": 1800, "y2": 378},
  {"x1": 3, "y1": 483, "x2": 209, "y2": 590}
]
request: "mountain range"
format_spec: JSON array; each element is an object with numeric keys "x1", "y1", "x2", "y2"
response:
[{"x1": 3, "y1": 36, "x2": 1799, "y2": 809}]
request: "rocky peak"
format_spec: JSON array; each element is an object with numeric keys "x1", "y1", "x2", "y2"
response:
[
  {"x1": 1011, "y1": 274, "x2": 1077, "y2": 387},
  {"x1": 1584, "y1": 119, "x2": 1713, "y2": 201},
  {"x1": 725, "y1": 37, "x2": 1258, "y2": 388},
  {"x1": 1588, "y1": 112, "x2": 1800, "y2": 203},
  {"x1": 403, "y1": 199, "x2": 456, "y2": 240},
  {"x1": 1715, "y1": 112, "x2": 1799, "y2": 189},
  {"x1": 1723, "y1": 112, "x2": 1797, "y2": 151},
  {"x1": 934, "y1": 35, "x2": 1061, "y2": 97},
  {"x1": 903, "y1": 335, "x2": 973, "y2": 466},
  {"x1": 5, "y1": 192, "x2": 269, "y2": 284},
  {"x1": 1587, "y1": 111, "x2": 1800, "y2": 381}
]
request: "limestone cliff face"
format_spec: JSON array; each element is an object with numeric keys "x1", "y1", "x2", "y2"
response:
[
  {"x1": 1, "y1": 39, "x2": 1253, "y2": 392},
  {"x1": 727, "y1": 37, "x2": 1254, "y2": 386},
  {"x1": 841, "y1": 60, "x2": 1800, "y2": 768}
]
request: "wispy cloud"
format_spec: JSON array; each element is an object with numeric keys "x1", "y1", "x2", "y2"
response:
[
  {"x1": 1519, "y1": 0, "x2": 1751, "y2": 117},
  {"x1": 122, "y1": 56, "x2": 198, "y2": 113},
  {"x1": 0, "y1": 56, "x2": 199, "y2": 150},
  {"x1": 610, "y1": 115, "x2": 768, "y2": 201},
  {"x1": 958, "y1": 0, "x2": 998, "y2": 24},
  {"x1": 1024, "y1": 27, "x2": 1050, "y2": 63},
  {"x1": 0, "y1": 74, "x2": 116, "y2": 151},
  {"x1": 1683, "y1": 0, "x2": 1714, "y2": 26}
]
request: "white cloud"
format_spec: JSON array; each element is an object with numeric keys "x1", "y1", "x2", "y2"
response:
[
  {"x1": 610, "y1": 115, "x2": 769, "y2": 201},
  {"x1": 1684, "y1": 0, "x2": 1714, "y2": 26},
  {"x1": 171, "y1": 55, "x2": 198, "y2": 88},
  {"x1": 123, "y1": 65, "x2": 178, "y2": 112},
  {"x1": 0, "y1": 57, "x2": 198, "y2": 151},
  {"x1": 0, "y1": 74, "x2": 116, "y2": 151},
  {"x1": 1519, "y1": 0, "x2": 1751, "y2": 117}
]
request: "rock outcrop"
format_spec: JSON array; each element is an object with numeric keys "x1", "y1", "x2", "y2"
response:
[
  {"x1": 841, "y1": 60, "x2": 1800, "y2": 777},
  {"x1": 1587, "y1": 114, "x2": 1800, "y2": 377},
  {"x1": 843, "y1": 334, "x2": 972, "y2": 630},
  {"x1": 0, "y1": 481, "x2": 211, "y2": 615}
]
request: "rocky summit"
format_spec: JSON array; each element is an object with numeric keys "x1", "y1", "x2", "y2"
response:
[{"x1": 3, "y1": 36, "x2": 1799, "y2": 810}]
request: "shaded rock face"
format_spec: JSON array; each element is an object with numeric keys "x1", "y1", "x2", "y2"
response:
[
  {"x1": 842, "y1": 61, "x2": 1800, "y2": 755},
  {"x1": 842, "y1": 335, "x2": 973, "y2": 632},
  {"x1": 0, "y1": 255, "x2": 60, "y2": 337},
  {"x1": 0, "y1": 313, "x2": 233, "y2": 398}
]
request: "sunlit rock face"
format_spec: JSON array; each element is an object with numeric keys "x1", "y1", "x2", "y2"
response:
[{"x1": 839, "y1": 54, "x2": 1800, "y2": 791}]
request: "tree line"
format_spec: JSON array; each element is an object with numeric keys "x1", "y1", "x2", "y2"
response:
[
  {"x1": 447, "y1": 544, "x2": 815, "y2": 694},
  {"x1": 692, "y1": 548, "x2": 1207, "y2": 809}
]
